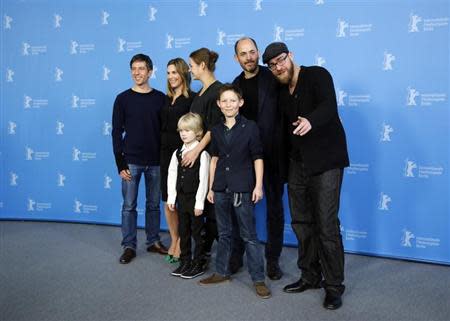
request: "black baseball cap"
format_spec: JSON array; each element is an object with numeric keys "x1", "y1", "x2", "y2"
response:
[{"x1": 262, "y1": 42, "x2": 289, "y2": 64}]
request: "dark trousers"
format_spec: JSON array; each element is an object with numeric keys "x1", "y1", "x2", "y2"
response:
[
  {"x1": 203, "y1": 200, "x2": 218, "y2": 254},
  {"x1": 230, "y1": 163, "x2": 285, "y2": 264},
  {"x1": 288, "y1": 159, "x2": 345, "y2": 294},
  {"x1": 177, "y1": 192, "x2": 204, "y2": 263}
]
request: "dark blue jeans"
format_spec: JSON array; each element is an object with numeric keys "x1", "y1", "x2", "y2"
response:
[
  {"x1": 288, "y1": 159, "x2": 345, "y2": 294},
  {"x1": 121, "y1": 164, "x2": 161, "y2": 250},
  {"x1": 230, "y1": 162, "x2": 285, "y2": 264},
  {"x1": 214, "y1": 191, "x2": 265, "y2": 282}
]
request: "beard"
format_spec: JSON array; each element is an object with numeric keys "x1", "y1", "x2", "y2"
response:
[
  {"x1": 241, "y1": 60, "x2": 258, "y2": 73},
  {"x1": 275, "y1": 63, "x2": 294, "y2": 85}
]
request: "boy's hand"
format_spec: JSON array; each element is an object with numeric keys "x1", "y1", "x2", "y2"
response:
[
  {"x1": 194, "y1": 209, "x2": 203, "y2": 216},
  {"x1": 119, "y1": 169, "x2": 132, "y2": 181},
  {"x1": 207, "y1": 190, "x2": 215, "y2": 204},
  {"x1": 167, "y1": 204, "x2": 176, "y2": 211},
  {"x1": 252, "y1": 186, "x2": 263, "y2": 203},
  {"x1": 181, "y1": 149, "x2": 200, "y2": 168},
  {"x1": 293, "y1": 116, "x2": 312, "y2": 136}
]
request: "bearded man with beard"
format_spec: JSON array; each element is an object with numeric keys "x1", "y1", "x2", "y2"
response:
[
  {"x1": 262, "y1": 42, "x2": 349, "y2": 310},
  {"x1": 230, "y1": 37, "x2": 285, "y2": 281}
]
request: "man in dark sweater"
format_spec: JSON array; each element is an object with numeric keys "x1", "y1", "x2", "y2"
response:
[
  {"x1": 263, "y1": 42, "x2": 349, "y2": 310},
  {"x1": 112, "y1": 53, "x2": 168, "y2": 264},
  {"x1": 230, "y1": 37, "x2": 285, "y2": 281}
]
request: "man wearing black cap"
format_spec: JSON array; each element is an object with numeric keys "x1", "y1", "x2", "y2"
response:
[
  {"x1": 229, "y1": 37, "x2": 285, "y2": 281},
  {"x1": 112, "y1": 53, "x2": 168, "y2": 264},
  {"x1": 262, "y1": 42, "x2": 349, "y2": 310}
]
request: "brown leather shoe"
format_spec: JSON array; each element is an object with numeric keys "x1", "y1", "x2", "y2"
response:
[
  {"x1": 198, "y1": 273, "x2": 230, "y2": 285},
  {"x1": 119, "y1": 248, "x2": 136, "y2": 264},
  {"x1": 254, "y1": 281, "x2": 271, "y2": 299},
  {"x1": 146, "y1": 241, "x2": 168, "y2": 255}
]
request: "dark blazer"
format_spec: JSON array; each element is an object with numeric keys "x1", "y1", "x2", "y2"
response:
[
  {"x1": 232, "y1": 66, "x2": 280, "y2": 165},
  {"x1": 210, "y1": 115, "x2": 263, "y2": 193},
  {"x1": 279, "y1": 66, "x2": 349, "y2": 176}
]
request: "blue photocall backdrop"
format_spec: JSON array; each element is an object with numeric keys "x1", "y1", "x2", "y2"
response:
[{"x1": 1, "y1": 0, "x2": 449, "y2": 264}]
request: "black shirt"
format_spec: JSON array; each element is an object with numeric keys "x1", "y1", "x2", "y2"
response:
[
  {"x1": 190, "y1": 81, "x2": 223, "y2": 131},
  {"x1": 239, "y1": 75, "x2": 259, "y2": 122},
  {"x1": 160, "y1": 93, "x2": 193, "y2": 152}
]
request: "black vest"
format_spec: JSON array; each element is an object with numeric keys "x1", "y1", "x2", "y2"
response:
[{"x1": 176, "y1": 149, "x2": 200, "y2": 194}]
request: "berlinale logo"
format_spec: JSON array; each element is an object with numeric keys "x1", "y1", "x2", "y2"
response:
[
  {"x1": 101, "y1": 10, "x2": 110, "y2": 25},
  {"x1": 378, "y1": 192, "x2": 391, "y2": 211},
  {"x1": 54, "y1": 14, "x2": 62, "y2": 28},
  {"x1": 104, "y1": 175, "x2": 112, "y2": 189},
  {"x1": 217, "y1": 29, "x2": 226, "y2": 46},
  {"x1": 27, "y1": 198, "x2": 36, "y2": 211},
  {"x1": 10, "y1": 172, "x2": 18, "y2": 186},
  {"x1": 8, "y1": 121, "x2": 17, "y2": 135},
  {"x1": 380, "y1": 123, "x2": 393, "y2": 142},
  {"x1": 254, "y1": 0, "x2": 263, "y2": 11},
  {"x1": 274, "y1": 25, "x2": 284, "y2": 41},
  {"x1": 103, "y1": 121, "x2": 112, "y2": 136},
  {"x1": 404, "y1": 159, "x2": 417, "y2": 177},
  {"x1": 55, "y1": 67, "x2": 63, "y2": 82},
  {"x1": 56, "y1": 121, "x2": 64, "y2": 135},
  {"x1": 336, "y1": 90, "x2": 347, "y2": 106},
  {"x1": 57, "y1": 172, "x2": 66, "y2": 187},
  {"x1": 199, "y1": 1, "x2": 208, "y2": 16},
  {"x1": 314, "y1": 54, "x2": 326, "y2": 67},
  {"x1": 4, "y1": 14, "x2": 13, "y2": 29},
  {"x1": 22, "y1": 42, "x2": 31, "y2": 55},
  {"x1": 166, "y1": 34, "x2": 174, "y2": 49},
  {"x1": 336, "y1": 19, "x2": 349, "y2": 37},
  {"x1": 382, "y1": 51, "x2": 395, "y2": 71},
  {"x1": 148, "y1": 5, "x2": 157, "y2": 21},
  {"x1": 406, "y1": 87, "x2": 420, "y2": 106},
  {"x1": 401, "y1": 229, "x2": 415, "y2": 247},
  {"x1": 408, "y1": 12, "x2": 422, "y2": 32},
  {"x1": 103, "y1": 66, "x2": 111, "y2": 80},
  {"x1": 6, "y1": 68, "x2": 14, "y2": 82}
]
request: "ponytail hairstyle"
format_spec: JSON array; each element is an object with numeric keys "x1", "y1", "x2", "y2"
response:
[{"x1": 189, "y1": 47, "x2": 219, "y2": 72}]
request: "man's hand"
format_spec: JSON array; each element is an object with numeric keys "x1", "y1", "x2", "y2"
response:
[
  {"x1": 292, "y1": 116, "x2": 312, "y2": 136},
  {"x1": 181, "y1": 149, "x2": 200, "y2": 168},
  {"x1": 252, "y1": 186, "x2": 263, "y2": 203},
  {"x1": 207, "y1": 190, "x2": 215, "y2": 204},
  {"x1": 194, "y1": 209, "x2": 203, "y2": 216},
  {"x1": 167, "y1": 204, "x2": 176, "y2": 211},
  {"x1": 120, "y1": 169, "x2": 132, "y2": 181}
]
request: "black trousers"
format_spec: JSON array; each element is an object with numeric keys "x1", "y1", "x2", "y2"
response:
[
  {"x1": 203, "y1": 200, "x2": 218, "y2": 254},
  {"x1": 177, "y1": 192, "x2": 205, "y2": 263},
  {"x1": 230, "y1": 162, "x2": 285, "y2": 264},
  {"x1": 288, "y1": 159, "x2": 345, "y2": 294}
]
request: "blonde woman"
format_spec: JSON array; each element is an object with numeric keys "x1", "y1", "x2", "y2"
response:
[{"x1": 160, "y1": 58, "x2": 193, "y2": 263}]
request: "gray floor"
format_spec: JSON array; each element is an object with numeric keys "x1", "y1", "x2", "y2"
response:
[{"x1": 0, "y1": 221, "x2": 449, "y2": 321}]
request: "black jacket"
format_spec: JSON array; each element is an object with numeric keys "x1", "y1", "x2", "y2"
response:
[
  {"x1": 232, "y1": 66, "x2": 280, "y2": 167},
  {"x1": 278, "y1": 66, "x2": 349, "y2": 176},
  {"x1": 210, "y1": 115, "x2": 263, "y2": 193}
]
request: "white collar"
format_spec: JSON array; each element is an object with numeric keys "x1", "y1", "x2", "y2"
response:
[{"x1": 181, "y1": 140, "x2": 199, "y2": 153}]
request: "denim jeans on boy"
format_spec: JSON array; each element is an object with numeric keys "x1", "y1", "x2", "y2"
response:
[
  {"x1": 214, "y1": 191, "x2": 265, "y2": 282},
  {"x1": 121, "y1": 164, "x2": 161, "y2": 250}
]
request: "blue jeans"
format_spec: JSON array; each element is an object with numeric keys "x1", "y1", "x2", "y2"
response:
[
  {"x1": 121, "y1": 164, "x2": 161, "y2": 250},
  {"x1": 214, "y1": 191, "x2": 265, "y2": 282}
]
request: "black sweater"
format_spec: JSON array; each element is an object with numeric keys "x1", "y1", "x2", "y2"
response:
[{"x1": 112, "y1": 88, "x2": 165, "y2": 172}]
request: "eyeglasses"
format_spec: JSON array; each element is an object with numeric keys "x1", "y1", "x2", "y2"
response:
[{"x1": 267, "y1": 54, "x2": 289, "y2": 71}]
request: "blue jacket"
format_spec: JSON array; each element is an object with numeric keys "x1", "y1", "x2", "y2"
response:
[{"x1": 210, "y1": 115, "x2": 263, "y2": 193}]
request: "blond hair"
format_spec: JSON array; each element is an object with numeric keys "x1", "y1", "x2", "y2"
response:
[{"x1": 177, "y1": 112, "x2": 204, "y2": 141}]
